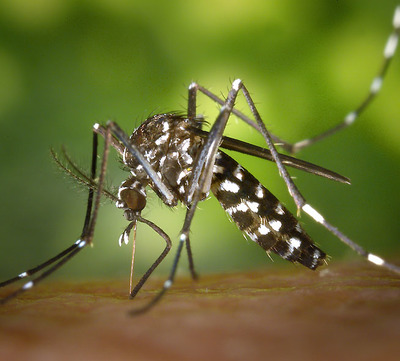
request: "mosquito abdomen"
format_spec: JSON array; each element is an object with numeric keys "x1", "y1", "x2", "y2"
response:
[{"x1": 211, "y1": 151, "x2": 326, "y2": 270}]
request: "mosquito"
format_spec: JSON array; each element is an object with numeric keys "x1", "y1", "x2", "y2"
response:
[{"x1": 1, "y1": 6, "x2": 399, "y2": 314}]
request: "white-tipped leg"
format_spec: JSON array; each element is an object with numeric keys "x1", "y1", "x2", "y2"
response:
[
  {"x1": 368, "y1": 253, "x2": 385, "y2": 266},
  {"x1": 163, "y1": 280, "x2": 172, "y2": 289},
  {"x1": 271, "y1": 6, "x2": 400, "y2": 154},
  {"x1": 302, "y1": 204, "x2": 325, "y2": 224},
  {"x1": 232, "y1": 79, "x2": 242, "y2": 91},
  {"x1": 302, "y1": 203, "x2": 400, "y2": 275},
  {"x1": 384, "y1": 33, "x2": 399, "y2": 58}
]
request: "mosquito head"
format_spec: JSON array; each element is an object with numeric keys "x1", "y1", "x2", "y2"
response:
[{"x1": 120, "y1": 188, "x2": 147, "y2": 214}]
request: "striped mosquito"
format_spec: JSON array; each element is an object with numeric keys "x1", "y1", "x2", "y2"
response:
[{"x1": 1, "y1": 6, "x2": 399, "y2": 314}]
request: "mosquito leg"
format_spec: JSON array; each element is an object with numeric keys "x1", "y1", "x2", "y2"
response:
[
  {"x1": 185, "y1": 83, "x2": 212, "y2": 281},
  {"x1": 0, "y1": 240, "x2": 88, "y2": 304},
  {"x1": 236, "y1": 82, "x2": 305, "y2": 212},
  {"x1": 191, "y1": 7, "x2": 400, "y2": 155},
  {"x1": 187, "y1": 82, "x2": 197, "y2": 119},
  {"x1": 186, "y1": 80, "x2": 243, "y2": 204},
  {"x1": 182, "y1": 80, "x2": 250, "y2": 277},
  {"x1": 286, "y1": 6, "x2": 400, "y2": 153},
  {"x1": 301, "y1": 203, "x2": 400, "y2": 275},
  {"x1": 0, "y1": 131, "x2": 102, "y2": 303},
  {"x1": 180, "y1": 79, "x2": 246, "y2": 266},
  {"x1": 129, "y1": 216, "x2": 172, "y2": 299},
  {"x1": 81, "y1": 132, "x2": 98, "y2": 237},
  {"x1": 188, "y1": 82, "x2": 265, "y2": 132},
  {"x1": 84, "y1": 125, "x2": 112, "y2": 244},
  {"x1": 185, "y1": 238, "x2": 198, "y2": 281},
  {"x1": 0, "y1": 241, "x2": 84, "y2": 290},
  {"x1": 128, "y1": 235, "x2": 184, "y2": 315}
]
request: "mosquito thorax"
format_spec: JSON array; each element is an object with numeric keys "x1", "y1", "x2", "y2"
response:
[{"x1": 123, "y1": 114, "x2": 206, "y2": 205}]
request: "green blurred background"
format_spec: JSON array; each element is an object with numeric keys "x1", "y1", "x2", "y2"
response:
[{"x1": 0, "y1": 0, "x2": 399, "y2": 282}]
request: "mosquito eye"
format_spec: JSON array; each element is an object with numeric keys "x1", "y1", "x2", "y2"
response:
[{"x1": 120, "y1": 188, "x2": 146, "y2": 211}]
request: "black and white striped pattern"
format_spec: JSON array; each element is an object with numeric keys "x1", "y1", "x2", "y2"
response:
[
  {"x1": 212, "y1": 151, "x2": 325, "y2": 269},
  {"x1": 120, "y1": 114, "x2": 207, "y2": 205},
  {"x1": 117, "y1": 114, "x2": 326, "y2": 270}
]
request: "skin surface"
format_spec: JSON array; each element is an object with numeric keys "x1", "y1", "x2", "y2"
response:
[{"x1": 1, "y1": 263, "x2": 399, "y2": 361}]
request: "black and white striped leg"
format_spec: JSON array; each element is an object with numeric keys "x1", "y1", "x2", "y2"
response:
[
  {"x1": 0, "y1": 239, "x2": 86, "y2": 304},
  {"x1": 189, "y1": 6, "x2": 400, "y2": 155},
  {"x1": 278, "y1": 6, "x2": 400, "y2": 153},
  {"x1": 0, "y1": 129, "x2": 112, "y2": 303},
  {"x1": 301, "y1": 203, "x2": 400, "y2": 274}
]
